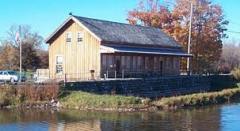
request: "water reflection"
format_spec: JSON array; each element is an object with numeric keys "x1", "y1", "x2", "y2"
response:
[
  {"x1": 0, "y1": 104, "x2": 239, "y2": 131},
  {"x1": 221, "y1": 104, "x2": 240, "y2": 131}
]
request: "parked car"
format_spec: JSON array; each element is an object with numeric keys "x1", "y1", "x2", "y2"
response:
[{"x1": 0, "y1": 70, "x2": 26, "y2": 83}]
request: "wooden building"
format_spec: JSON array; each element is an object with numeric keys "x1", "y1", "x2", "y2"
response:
[{"x1": 46, "y1": 15, "x2": 191, "y2": 80}]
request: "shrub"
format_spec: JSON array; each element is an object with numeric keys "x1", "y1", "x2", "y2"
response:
[
  {"x1": 0, "y1": 85, "x2": 17, "y2": 107},
  {"x1": 0, "y1": 82, "x2": 60, "y2": 107},
  {"x1": 16, "y1": 83, "x2": 60, "y2": 101},
  {"x1": 231, "y1": 68, "x2": 240, "y2": 81}
]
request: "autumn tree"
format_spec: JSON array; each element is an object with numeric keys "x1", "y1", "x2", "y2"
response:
[
  {"x1": 0, "y1": 43, "x2": 19, "y2": 70},
  {"x1": 128, "y1": 0, "x2": 228, "y2": 74},
  {"x1": 0, "y1": 25, "x2": 48, "y2": 71},
  {"x1": 128, "y1": 0, "x2": 175, "y2": 35}
]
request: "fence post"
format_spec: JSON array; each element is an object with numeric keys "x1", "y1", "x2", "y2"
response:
[
  {"x1": 64, "y1": 73, "x2": 67, "y2": 84},
  {"x1": 122, "y1": 69, "x2": 124, "y2": 79},
  {"x1": 48, "y1": 70, "x2": 50, "y2": 79},
  {"x1": 106, "y1": 70, "x2": 109, "y2": 79}
]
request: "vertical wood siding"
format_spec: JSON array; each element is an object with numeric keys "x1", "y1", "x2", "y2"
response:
[{"x1": 49, "y1": 20, "x2": 100, "y2": 80}]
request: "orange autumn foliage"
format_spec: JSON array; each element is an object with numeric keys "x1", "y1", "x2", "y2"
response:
[{"x1": 128, "y1": 0, "x2": 228, "y2": 74}]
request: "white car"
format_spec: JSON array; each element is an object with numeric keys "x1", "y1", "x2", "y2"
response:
[{"x1": 0, "y1": 70, "x2": 20, "y2": 83}]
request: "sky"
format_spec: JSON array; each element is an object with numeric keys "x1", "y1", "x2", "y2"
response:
[{"x1": 0, "y1": 0, "x2": 239, "y2": 46}]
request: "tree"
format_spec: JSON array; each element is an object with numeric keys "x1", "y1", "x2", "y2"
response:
[
  {"x1": 0, "y1": 43, "x2": 19, "y2": 70},
  {"x1": 0, "y1": 25, "x2": 48, "y2": 71},
  {"x1": 36, "y1": 49, "x2": 49, "y2": 69},
  {"x1": 128, "y1": 0, "x2": 228, "y2": 74},
  {"x1": 218, "y1": 42, "x2": 240, "y2": 73},
  {"x1": 128, "y1": 0, "x2": 175, "y2": 35}
]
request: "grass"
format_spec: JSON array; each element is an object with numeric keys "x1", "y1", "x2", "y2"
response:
[
  {"x1": 153, "y1": 88, "x2": 240, "y2": 109},
  {"x1": 59, "y1": 91, "x2": 150, "y2": 110}
]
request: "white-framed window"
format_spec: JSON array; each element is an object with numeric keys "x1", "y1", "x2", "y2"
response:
[
  {"x1": 56, "y1": 56, "x2": 63, "y2": 74},
  {"x1": 56, "y1": 56, "x2": 63, "y2": 65},
  {"x1": 77, "y1": 32, "x2": 84, "y2": 44},
  {"x1": 66, "y1": 32, "x2": 72, "y2": 43}
]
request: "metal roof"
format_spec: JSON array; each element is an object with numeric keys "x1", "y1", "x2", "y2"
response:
[
  {"x1": 46, "y1": 15, "x2": 182, "y2": 48},
  {"x1": 100, "y1": 45, "x2": 192, "y2": 57},
  {"x1": 75, "y1": 16, "x2": 181, "y2": 48}
]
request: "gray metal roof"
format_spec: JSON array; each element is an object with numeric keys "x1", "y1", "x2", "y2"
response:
[
  {"x1": 74, "y1": 16, "x2": 181, "y2": 48},
  {"x1": 101, "y1": 45, "x2": 191, "y2": 57}
]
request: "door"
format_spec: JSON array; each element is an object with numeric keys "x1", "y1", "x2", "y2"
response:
[{"x1": 116, "y1": 57, "x2": 121, "y2": 73}]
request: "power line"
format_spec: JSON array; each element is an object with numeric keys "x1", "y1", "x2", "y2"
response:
[
  {"x1": 227, "y1": 20, "x2": 240, "y2": 27},
  {"x1": 226, "y1": 30, "x2": 240, "y2": 34}
]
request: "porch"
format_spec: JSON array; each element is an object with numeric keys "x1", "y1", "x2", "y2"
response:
[{"x1": 100, "y1": 44, "x2": 191, "y2": 78}]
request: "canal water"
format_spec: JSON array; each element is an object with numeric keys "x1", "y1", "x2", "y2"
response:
[{"x1": 0, "y1": 103, "x2": 240, "y2": 131}]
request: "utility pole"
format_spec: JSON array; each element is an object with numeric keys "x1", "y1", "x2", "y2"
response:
[
  {"x1": 19, "y1": 26, "x2": 22, "y2": 83},
  {"x1": 187, "y1": 2, "x2": 193, "y2": 75}
]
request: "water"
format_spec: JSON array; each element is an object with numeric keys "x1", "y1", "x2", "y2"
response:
[{"x1": 0, "y1": 104, "x2": 240, "y2": 131}]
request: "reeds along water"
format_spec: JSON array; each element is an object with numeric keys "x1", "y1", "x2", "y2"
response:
[{"x1": 0, "y1": 83, "x2": 60, "y2": 106}]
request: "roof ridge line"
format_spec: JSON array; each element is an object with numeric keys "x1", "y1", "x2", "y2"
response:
[
  {"x1": 73, "y1": 15, "x2": 107, "y2": 33},
  {"x1": 73, "y1": 15, "x2": 162, "y2": 30}
]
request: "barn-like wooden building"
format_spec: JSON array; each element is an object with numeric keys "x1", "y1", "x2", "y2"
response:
[{"x1": 46, "y1": 15, "x2": 191, "y2": 80}]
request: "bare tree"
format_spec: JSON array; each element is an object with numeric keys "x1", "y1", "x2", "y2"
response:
[
  {"x1": 218, "y1": 41, "x2": 240, "y2": 73},
  {"x1": 7, "y1": 25, "x2": 43, "y2": 48}
]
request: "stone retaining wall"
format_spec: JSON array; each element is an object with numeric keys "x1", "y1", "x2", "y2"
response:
[{"x1": 64, "y1": 75, "x2": 211, "y2": 98}]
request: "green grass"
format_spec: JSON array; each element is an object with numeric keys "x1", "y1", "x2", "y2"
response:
[
  {"x1": 59, "y1": 91, "x2": 149, "y2": 110},
  {"x1": 59, "y1": 88, "x2": 240, "y2": 111},
  {"x1": 153, "y1": 88, "x2": 240, "y2": 109}
]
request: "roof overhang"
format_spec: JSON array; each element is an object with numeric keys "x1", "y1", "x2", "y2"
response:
[
  {"x1": 100, "y1": 45, "x2": 192, "y2": 57},
  {"x1": 45, "y1": 16, "x2": 102, "y2": 44}
]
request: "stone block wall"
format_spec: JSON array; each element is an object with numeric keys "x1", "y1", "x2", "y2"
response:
[{"x1": 64, "y1": 75, "x2": 211, "y2": 98}]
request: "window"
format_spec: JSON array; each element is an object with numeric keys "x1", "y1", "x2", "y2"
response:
[
  {"x1": 56, "y1": 56, "x2": 63, "y2": 74},
  {"x1": 77, "y1": 32, "x2": 83, "y2": 44},
  {"x1": 56, "y1": 65, "x2": 63, "y2": 74},
  {"x1": 66, "y1": 32, "x2": 72, "y2": 43},
  {"x1": 56, "y1": 56, "x2": 63, "y2": 65},
  {"x1": 8, "y1": 71, "x2": 17, "y2": 75}
]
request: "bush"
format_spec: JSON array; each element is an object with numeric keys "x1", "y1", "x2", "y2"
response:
[
  {"x1": 16, "y1": 83, "x2": 60, "y2": 101},
  {"x1": 0, "y1": 83, "x2": 60, "y2": 107},
  {"x1": 0, "y1": 85, "x2": 17, "y2": 107},
  {"x1": 231, "y1": 68, "x2": 240, "y2": 81}
]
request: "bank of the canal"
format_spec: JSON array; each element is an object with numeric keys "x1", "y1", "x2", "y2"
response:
[
  {"x1": 59, "y1": 87, "x2": 240, "y2": 111},
  {"x1": 1, "y1": 83, "x2": 240, "y2": 112},
  {"x1": 0, "y1": 76, "x2": 240, "y2": 112}
]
